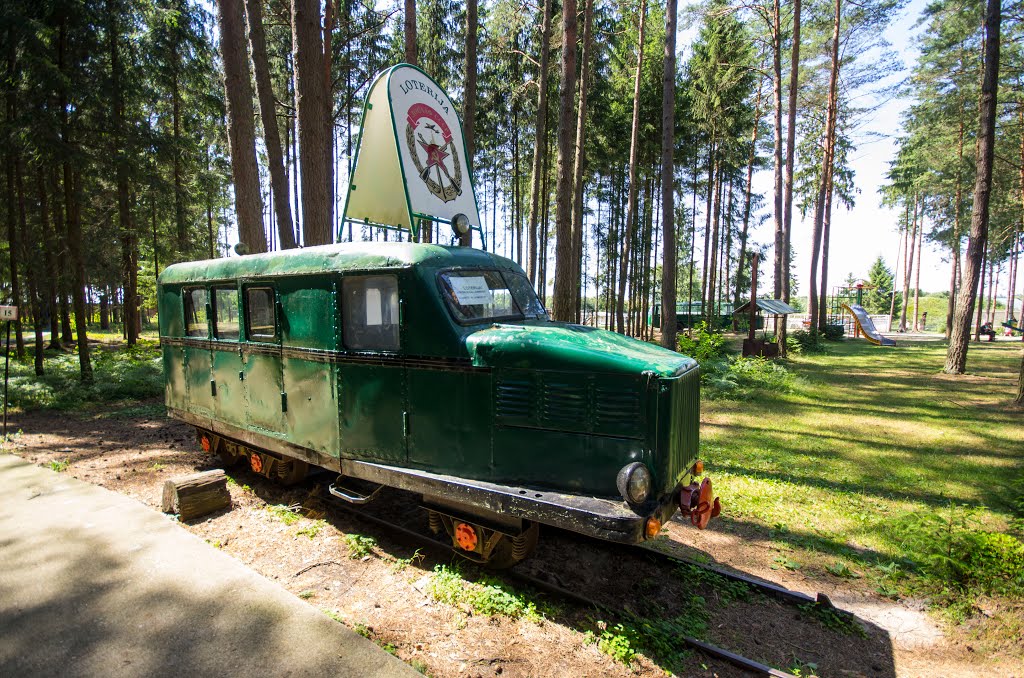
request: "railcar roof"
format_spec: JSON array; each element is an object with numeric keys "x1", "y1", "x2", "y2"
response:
[{"x1": 158, "y1": 242, "x2": 514, "y2": 285}]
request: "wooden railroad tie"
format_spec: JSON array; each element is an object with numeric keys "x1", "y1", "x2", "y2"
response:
[{"x1": 162, "y1": 469, "x2": 231, "y2": 521}]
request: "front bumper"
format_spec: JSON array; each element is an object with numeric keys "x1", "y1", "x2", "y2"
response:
[{"x1": 341, "y1": 459, "x2": 685, "y2": 544}]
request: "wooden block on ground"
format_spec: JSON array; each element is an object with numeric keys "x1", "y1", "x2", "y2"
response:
[{"x1": 162, "y1": 469, "x2": 231, "y2": 521}]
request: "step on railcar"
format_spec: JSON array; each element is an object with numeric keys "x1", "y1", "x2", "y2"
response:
[{"x1": 158, "y1": 242, "x2": 719, "y2": 567}]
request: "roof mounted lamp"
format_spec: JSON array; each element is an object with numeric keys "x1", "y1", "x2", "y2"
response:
[{"x1": 451, "y1": 213, "x2": 471, "y2": 238}]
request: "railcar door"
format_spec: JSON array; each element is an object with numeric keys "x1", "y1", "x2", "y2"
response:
[
  {"x1": 279, "y1": 276, "x2": 339, "y2": 456},
  {"x1": 210, "y1": 285, "x2": 245, "y2": 423},
  {"x1": 338, "y1": 273, "x2": 407, "y2": 464},
  {"x1": 241, "y1": 284, "x2": 285, "y2": 435},
  {"x1": 182, "y1": 286, "x2": 214, "y2": 417}
]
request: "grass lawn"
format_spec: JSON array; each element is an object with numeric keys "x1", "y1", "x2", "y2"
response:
[{"x1": 703, "y1": 336, "x2": 1023, "y2": 626}]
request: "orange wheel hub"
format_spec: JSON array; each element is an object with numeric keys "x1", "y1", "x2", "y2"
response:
[
  {"x1": 454, "y1": 522, "x2": 478, "y2": 552},
  {"x1": 250, "y1": 454, "x2": 263, "y2": 473}
]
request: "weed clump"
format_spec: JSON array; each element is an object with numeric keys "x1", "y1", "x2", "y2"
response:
[
  {"x1": 343, "y1": 533, "x2": 377, "y2": 558},
  {"x1": 427, "y1": 564, "x2": 543, "y2": 621},
  {"x1": 702, "y1": 357, "x2": 795, "y2": 399},
  {"x1": 266, "y1": 504, "x2": 302, "y2": 526}
]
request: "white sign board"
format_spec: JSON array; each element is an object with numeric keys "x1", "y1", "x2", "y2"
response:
[
  {"x1": 0, "y1": 306, "x2": 17, "y2": 321},
  {"x1": 344, "y1": 64, "x2": 482, "y2": 240},
  {"x1": 447, "y1": 276, "x2": 493, "y2": 305}
]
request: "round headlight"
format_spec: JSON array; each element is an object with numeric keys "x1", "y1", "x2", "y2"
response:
[
  {"x1": 616, "y1": 462, "x2": 652, "y2": 505},
  {"x1": 451, "y1": 213, "x2": 471, "y2": 236}
]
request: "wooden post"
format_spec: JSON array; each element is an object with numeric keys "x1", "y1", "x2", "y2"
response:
[
  {"x1": 162, "y1": 469, "x2": 231, "y2": 521},
  {"x1": 748, "y1": 257, "x2": 758, "y2": 343}
]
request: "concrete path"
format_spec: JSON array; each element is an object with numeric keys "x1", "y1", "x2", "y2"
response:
[{"x1": 0, "y1": 454, "x2": 419, "y2": 678}]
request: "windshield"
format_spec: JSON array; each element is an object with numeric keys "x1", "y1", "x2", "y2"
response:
[{"x1": 439, "y1": 270, "x2": 548, "y2": 324}]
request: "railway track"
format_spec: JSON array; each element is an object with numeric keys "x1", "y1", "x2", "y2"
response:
[{"x1": 314, "y1": 486, "x2": 855, "y2": 677}]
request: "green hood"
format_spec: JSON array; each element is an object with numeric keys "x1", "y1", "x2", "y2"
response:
[{"x1": 464, "y1": 323, "x2": 696, "y2": 377}]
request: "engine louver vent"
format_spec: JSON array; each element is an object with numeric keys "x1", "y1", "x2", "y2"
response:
[
  {"x1": 593, "y1": 386, "x2": 641, "y2": 438},
  {"x1": 541, "y1": 381, "x2": 588, "y2": 427},
  {"x1": 494, "y1": 370, "x2": 645, "y2": 438},
  {"x1": 495, "y1": 375, "x2": 533, "y2": 422}
]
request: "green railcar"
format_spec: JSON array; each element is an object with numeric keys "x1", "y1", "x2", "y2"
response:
[{"x1": 158, "y1": 242, "x2": 713, "y2": 566}]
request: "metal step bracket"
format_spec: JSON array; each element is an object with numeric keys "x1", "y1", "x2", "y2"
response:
[{"x1": 328, "y1": 476, "x2": 383, "y2": 505}]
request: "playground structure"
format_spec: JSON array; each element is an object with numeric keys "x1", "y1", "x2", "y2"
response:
[
  {"x1": 842, "y1": 303, "x2": 896, "y2": 346},
  {"x1": 830, "y1": 283, "x2": 896, "y2": 346}
]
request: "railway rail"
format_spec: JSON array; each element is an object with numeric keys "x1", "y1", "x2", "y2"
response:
[{"x1": 313, "y1": 484, "x2": 849, "y2": 677}]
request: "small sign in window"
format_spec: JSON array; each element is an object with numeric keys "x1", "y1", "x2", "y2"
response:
[{"x1": 343, "y1": 275, "x2": 399, "y2": 351}]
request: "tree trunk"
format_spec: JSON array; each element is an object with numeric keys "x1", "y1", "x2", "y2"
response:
[
  {"x1": 171, "y1": 33, "x2": 186, "y2": 256},
  {"x1": 734, "y1": 80, "x2": 764, "y2": 321},
  {"x1": 245, "y1": 0, "x2": 296, "y2": 249},
  {"x1": 771, "y1": 0, "x2": 784, "y2": 301},
  {"x1": 527, "y1": 0, "x2": 553, "y2": 286},
  {"x1": 4, "y1": 36, "x2": 24, "y2": 359},
  {"x1": 818, "y1": 168, "x2": 833, "y2": 331},
  {"x1": 706, "y1": 166, "x2": 722, "y2": 324},
  {"x1": 945, "y1": 0, "x2": 1001, "y2": 374},
  {"x1": 809, "y1": 0, "x2": 840, "y2": 333},
  {"x1": 974, "y1": 242, "x2": 987, "y2": 340},
  {"x1": 404, "y1": 0, "x2": 417, "y2": 64},
  {"x1": 292, "y1": 0, "x2": 330, "y2": 246},
  {"x1": 660, "y1": 0, "x2": 678, "y2": 349},
  {"x1": 460, "y1": 0, "x2": 478, "y2": 247},
  {"x1": 38, "y1": 169, "x2": 61, "y2": 350},
  {"x1": 570, "y1": 0, "x2": 595, "y2": 322},
  {"x1": 107, "y1": 0, "x2": 138, "y2": 347},
  {"x1": 15, "y1": 160, "x2": 43, "y2": 375},
  {"x1": 616, "y1": 0, "x2": 647, "y2": 333},
  {"x1": 900, "y1": 198, "x2": 918, "y2": 332},
  {"x1": 550, "y1": 0, "x2": 579, "y2": 322},
  {"x1": 782, "y1": 0, "x2": 800, "y2": 309},
  {"x1": 947, "y1": 114, "x2": 966, "y2": 338},
  {"x1": 889, "y1": 221, "x2": 904, "y2": 324},
  {"x1": 913, "y1": 212, "x2": 923, "y2": 330},
  {"x1": 216, "y1": 0, "x2": 267, "y2": 253},
  {"x1": 57, "y1": 20, "x2": 91, "y2": 382}
]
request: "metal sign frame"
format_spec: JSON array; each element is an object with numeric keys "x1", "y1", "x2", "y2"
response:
[{"x1": 340, "y1": 64, "x2": 483, "y2": 246}]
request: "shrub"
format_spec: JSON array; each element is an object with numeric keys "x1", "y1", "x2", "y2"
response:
[
  {"x1": 703, "y1": 357, "x2": 795, "y2": 399},
  {"x1": 896, "y1": 506, "x2": 1024, "y2": 598},
  {"x1": 6, "y1": 342, "x2": 163, "y2": 411},
  {"x1": 823, "y1": 324, "x2": 845, "y2": 340},
  {"x1": 787, "y1": 329, "x2": 826, "y2": 354},
  {"x1": 677, "y1": 322, "x2": 726, "y2": 364}
]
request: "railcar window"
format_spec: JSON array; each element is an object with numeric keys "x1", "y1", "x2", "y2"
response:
[
  {"x1": 213, "y1": 287, "x2": 240, "y2": 340},
  {"x1": 342, "y1": 275, "x2": 399, "y2": 351},
  {"x1": 183, "y1": 288, "x2": 209, "y2": 337},
  {"x1": 439, "y1": 270, "x2": 547, "y2": 324},
  {"x1": 245, "y1": 287, "x2": 277, "y2": 341}
]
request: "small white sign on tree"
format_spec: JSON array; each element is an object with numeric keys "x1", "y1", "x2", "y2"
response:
[
  {"x1": 342, "y1": 64, "x2": 482, "y2": 241},
  {"x1": 0, "y1": 306, "x2": 17, "y2": 321}
]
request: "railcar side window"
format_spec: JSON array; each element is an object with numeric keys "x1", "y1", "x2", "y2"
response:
[
  {"x1": 245, "y1": 287, "x2": 277, "y2": 341},
  {"x1": 213, "y1": 287, "x2": 240, "y2": 340},
  {"x1": 342, "y1": 275, "x2": 399, "y2": 351},
  {"x1": 183, "y1": 288, "x2": 208, "y2": 337}
]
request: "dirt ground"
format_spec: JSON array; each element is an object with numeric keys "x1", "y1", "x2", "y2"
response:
[{"x1": 4, "y1": 402, "x2": 1021, "y2": 678}]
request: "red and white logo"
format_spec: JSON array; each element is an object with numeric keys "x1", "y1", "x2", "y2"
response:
[{"x1": 404, "y1": 103, "x2": 463, "y2": 203}]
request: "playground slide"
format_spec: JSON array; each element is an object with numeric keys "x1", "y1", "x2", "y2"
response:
[{"x1": 842, "y1": 303, "x2": 896, "y2": 347}]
